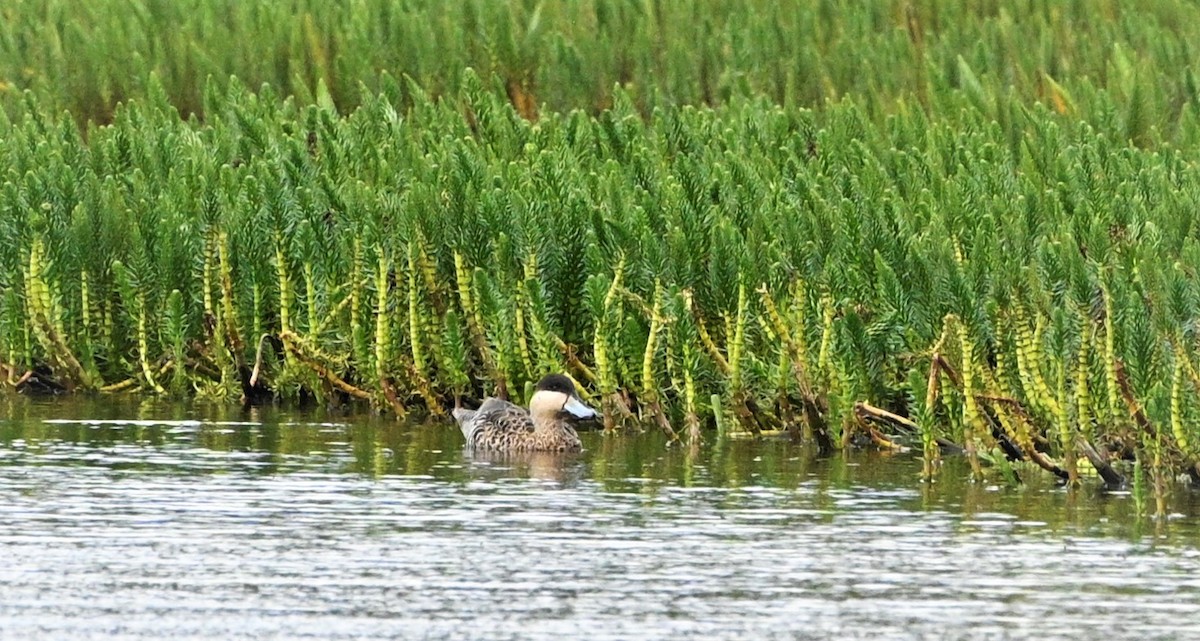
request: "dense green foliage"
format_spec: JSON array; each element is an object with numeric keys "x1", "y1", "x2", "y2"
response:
[
  {"x1": 2, "y1": 0, "x2": 1200, "y2": 142},
  {"x1": 3, "y1": 0, "x2": 1200, "y2": 490}
]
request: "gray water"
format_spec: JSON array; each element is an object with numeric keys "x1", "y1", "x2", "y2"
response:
[{"x1": 3, "y1": 397, "x2": 1200, "y2": 640}]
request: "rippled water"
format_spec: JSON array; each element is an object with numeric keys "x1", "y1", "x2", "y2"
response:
[{"x1": 3, "y1": 397, "x2": 1200, "y2": 640}]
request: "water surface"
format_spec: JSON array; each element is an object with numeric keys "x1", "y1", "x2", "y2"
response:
[{"x1": 2, "y1": 396, "x2": 1200, "y2": 640}]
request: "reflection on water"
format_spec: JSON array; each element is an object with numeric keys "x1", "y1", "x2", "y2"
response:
[
  {"x1": 464, "y1": 449, "x2": 589, "y2": 484},
  {"x1": 2, "y1": 395, "x2": 1200, "y2": 640}
]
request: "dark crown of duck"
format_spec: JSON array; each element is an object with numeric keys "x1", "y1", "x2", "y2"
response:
[{"x1": 533, "y1": 373, "x2": 596, "y2": 419}]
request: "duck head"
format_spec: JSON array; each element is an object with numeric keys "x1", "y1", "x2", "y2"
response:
[{"x1": 529, "y1": 373, "x2": 598, "y2": 422}]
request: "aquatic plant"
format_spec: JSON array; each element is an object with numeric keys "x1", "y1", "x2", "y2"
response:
[
  {"x1": 3, "y1": 0, "x2": 1200, "y2": 140},
  {"x1": 2, "y1": 2, "x2": 1200, "y2": 499}
]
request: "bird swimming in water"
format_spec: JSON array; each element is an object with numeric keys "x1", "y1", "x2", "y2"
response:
[{"x1": 453, "y1": 374, "x2": 598, "y2": 452}]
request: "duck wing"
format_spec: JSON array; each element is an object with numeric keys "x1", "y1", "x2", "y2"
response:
[
  {"x1": 454, "y1": 398, "x2": 509, "y2": 439},
  {"x1": 463, "y1": 398, "x2": 534, "y2": 448}
]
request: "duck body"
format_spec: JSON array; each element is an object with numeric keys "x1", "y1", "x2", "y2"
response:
[
  {"x1": 454, "y1": 398, "x2": 582, "y2": 452},
  {"x1": 454, "y1": 374, "x2": 596, "y2": 452}
]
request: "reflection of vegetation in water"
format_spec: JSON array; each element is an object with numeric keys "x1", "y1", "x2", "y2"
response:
[{"x1": 5, "y1": 399, "x2": 1200, "y2": 543}]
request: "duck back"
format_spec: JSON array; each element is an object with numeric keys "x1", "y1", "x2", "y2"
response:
[{"x1": 454, "y1": 397, "x2": 581, "y2": 452}]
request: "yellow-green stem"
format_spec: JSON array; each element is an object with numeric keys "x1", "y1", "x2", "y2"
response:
[
  {"x1": 729, "y1": 282, "x2": 747, "y2": 393},
  {"x1": 1055, "y1": 359, "x2": 1077, "y2": 483},
  {"x1": 274, "y1": 232, "x2": 291, "y2": 335},
  {"x1": 957, "y1": 320, "x2": 984, "y2": 481},
  {"x1": 408, "y1": 249, "x2": 427, "y2": 375},
  {"x1": 137, "y1": 294, "x2": 165, "y2": 394},
  {"x1": 304, "y1": 262, "x2": 318, "y2": 338},
  {"x1": 1102, "y1": 283, "x2": 1120, "y2": 423},
  {"x1": 375, "y1": 251, "x2": 391, "y2": 383},
  {"x1": 641, "y1": 280, "x2": 664, "y2": 402},
  {"x1": 817, "y1": 294, "x2": 834, "y2": 376},
  {"x1": 1076, "y1": 330, "x2": 1092, "y2": 443},
  {"x1": 1172, "y1": 342, "x2": 1189, "y2": 456}
]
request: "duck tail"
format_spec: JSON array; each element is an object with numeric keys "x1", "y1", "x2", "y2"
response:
[{"x1": 452, "y1": 407, "x2": 477, "y2": 435}]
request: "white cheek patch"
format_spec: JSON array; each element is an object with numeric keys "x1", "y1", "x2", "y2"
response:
[{"x1": 563, "y1": 395, "x2": 597, "y2": 420}]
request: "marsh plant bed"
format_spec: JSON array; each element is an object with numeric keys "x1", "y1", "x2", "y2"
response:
[
  {"x1": 2, "y1": 0, "x2": 1200, "y2": 131},
  {"x1": 2, "y1": 77, "x2": 1199, "y2": 495},
  {"x1": 2, "y1": 1, "x2": 1200, "y2": 496}
]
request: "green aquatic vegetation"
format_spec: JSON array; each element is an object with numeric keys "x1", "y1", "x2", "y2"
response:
[
  {"x1": 2, "y1": 0, "x2": 1200, "y2": 150},
  {"x1": 1, "y1": 44, "x2": 1200, "y2": 490},
  {"x1": 957, "y1": 318, "x2": 984, "y2": 481}
]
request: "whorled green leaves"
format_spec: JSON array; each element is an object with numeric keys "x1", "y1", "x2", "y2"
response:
[{"x1": 0, "y1": 66, "x2": 1199, "y2": 490}]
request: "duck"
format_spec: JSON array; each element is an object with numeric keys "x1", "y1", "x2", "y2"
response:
[{"x1": 453, "y1": 373, "x2": 598, "y2": 452}]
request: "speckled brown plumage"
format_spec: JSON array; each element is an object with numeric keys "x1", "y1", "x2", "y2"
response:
[{"x1": 457, "y1": 398, "x2": 583, "y2": 452}]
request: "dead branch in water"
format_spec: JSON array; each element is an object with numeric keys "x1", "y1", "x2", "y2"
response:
[
  {"x1": 645, "y1": 399, "x2": 681, "y2": 444},
  {"x1": 280, "y1": 330, "x2": 372, "y2": 401},
  {"x1": 1115, "y1": 359, "x2": 1156, "y2": 437},
  {"x1": 1078, "y1": 438, "x2": 1126, "y2": 489},
  {"x1": 975, "y1": 394, "x2": 1069, "y2": 481},
  {"x1": 853, "y1": 401, "x2": 959, "y2": 451}
]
